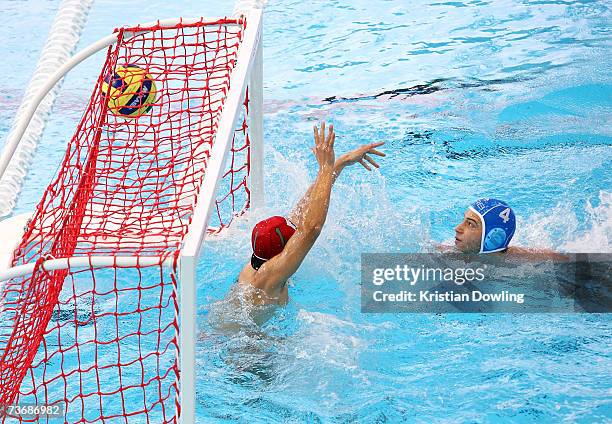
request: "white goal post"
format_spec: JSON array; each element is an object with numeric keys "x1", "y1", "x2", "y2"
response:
[{"x1": 179, "y1": 9, "x2": 264, "y2": 423}]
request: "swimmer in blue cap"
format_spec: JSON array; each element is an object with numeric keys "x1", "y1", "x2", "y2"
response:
[
  {"x1": 455, "y1": 198, "x2": 516, "y2": 254},
  {"x1": 454, "y1": 198, "x2": 567, "y2": 260}
]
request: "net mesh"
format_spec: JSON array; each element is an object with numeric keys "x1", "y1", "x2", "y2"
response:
[{"x1": 0, "y1": 16, "x2": 252, "y2": 423}]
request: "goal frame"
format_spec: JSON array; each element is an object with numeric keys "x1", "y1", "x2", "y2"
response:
[
  {"x1": 0, "y1": 10, "x2": 264, "y2": 424},
  {"x1": 178, "y1": 10, "x2": 264, "y2": 424}
]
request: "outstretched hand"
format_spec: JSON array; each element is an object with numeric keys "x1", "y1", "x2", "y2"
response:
[
  {"x1": 336, "y1": 141, "x2": 386, "y2": 171},
  {"x1": 312, "y1": 122, "x2": 336, "y2": 172}
]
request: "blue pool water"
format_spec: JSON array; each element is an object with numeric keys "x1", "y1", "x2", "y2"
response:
[{"x1": 1, "y1": 0, "x2": 611, "y2": 422}]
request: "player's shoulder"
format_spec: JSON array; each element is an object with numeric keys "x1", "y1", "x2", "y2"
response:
[
  {"x1": 252, "y1": 267, "x2": 287, "y2": 291},
  {"x1": 506, "y1": 246, "x2": 569, "y2": 262}
]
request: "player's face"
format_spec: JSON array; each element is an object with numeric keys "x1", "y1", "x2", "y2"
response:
[{"x1": 454, "y1": 209, "x2": 482, "y2": 253}]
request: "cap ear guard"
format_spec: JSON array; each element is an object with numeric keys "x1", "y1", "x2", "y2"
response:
[
  {"x1": 483, "y1": 227, "x2": 509, "y2": 252},
  {"x1": 251, "y1": 254, "x2": 266, "y2": 270}
]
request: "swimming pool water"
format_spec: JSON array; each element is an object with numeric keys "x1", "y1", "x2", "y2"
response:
[{"x1": 1, "y1": 0, "x2": 611, "y2": 422}]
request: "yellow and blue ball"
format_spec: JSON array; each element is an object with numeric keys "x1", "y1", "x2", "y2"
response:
[{"x1": 102, "y1": 64, "x2": 157, "y2": 118}]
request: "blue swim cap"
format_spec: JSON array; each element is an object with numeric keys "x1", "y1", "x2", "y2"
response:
[{"x1": 469, "y1": 198, "x2": 516, "y2": 253}]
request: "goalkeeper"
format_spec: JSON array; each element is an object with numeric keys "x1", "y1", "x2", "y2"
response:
[{"x1": 234, "y1": 122, "x2": 385, "y2": 306}]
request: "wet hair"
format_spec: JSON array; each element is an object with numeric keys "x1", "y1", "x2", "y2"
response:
[{"x1": 251, "y1": 254, "x2": 266, "y2": 270}]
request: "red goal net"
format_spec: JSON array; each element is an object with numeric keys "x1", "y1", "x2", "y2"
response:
[{"x1": 0, "y1": 16, "x2": 253, "y2": 423}]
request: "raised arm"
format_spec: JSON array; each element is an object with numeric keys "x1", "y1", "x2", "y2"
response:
[
  {"x1": 288, "y1": 138, "x2": 386, "y2": 228},
  {"x1": 254, "y1": 123, "x2": 386, "y2": 294},
  {"x1": 253, "y1": 122, "x2": 337, "y2": 290}
]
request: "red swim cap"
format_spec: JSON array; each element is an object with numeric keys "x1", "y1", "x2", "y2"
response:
[{"x1": 251, "y1": 216, "x2": 296, "y2": 260}]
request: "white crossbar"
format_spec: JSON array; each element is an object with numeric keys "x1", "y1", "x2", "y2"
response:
[{"x1": 0, "y1": 255, "x2": 173, "y2": 283}]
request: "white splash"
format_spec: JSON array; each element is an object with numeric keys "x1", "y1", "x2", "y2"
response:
[
  {"x1": 516, "y1": 191, "x2": 611, "y2": 253},
  {"x1": 561, "y1": 191, "x2": 612, "y2": 253}
]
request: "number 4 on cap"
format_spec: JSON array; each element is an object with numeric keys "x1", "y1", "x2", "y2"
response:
[{"x1": 499, "y1": 208, "x2": 511, "y2": 223}]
